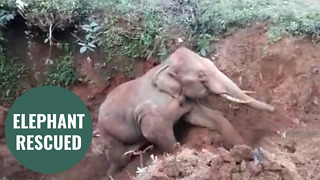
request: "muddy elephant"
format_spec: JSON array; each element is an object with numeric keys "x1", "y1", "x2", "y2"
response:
[{"x1": 98, "y1": 47, "x2": 274, "y2": 175}]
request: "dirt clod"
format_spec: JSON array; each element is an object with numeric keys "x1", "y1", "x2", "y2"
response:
[
  {"x1": 283, "y1": 139, "x2": 297, "y2": 153},
  {"x1": 135, "y1": 145, "x2": 300, "y2": 180},
  {"x1": 229, "y1": 145, "x2": 254, "y2": 163}
]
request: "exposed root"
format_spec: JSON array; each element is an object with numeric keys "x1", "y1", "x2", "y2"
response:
[{"x1": 124, "y1": 145, "x2": 154, "y2": 168}]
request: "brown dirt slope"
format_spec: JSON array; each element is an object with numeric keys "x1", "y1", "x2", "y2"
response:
[
  {"x1": 1, "y1": 22, "x2": 320, "y2": 180},
  {"x1": 130, "y1": 22, "x2": 320, "y2": 180}
]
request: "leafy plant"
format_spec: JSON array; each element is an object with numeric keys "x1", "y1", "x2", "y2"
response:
[
  {"x1": 45, "y1": 53, "x2": 77, "y2": 87},
  {"x1": 0, "y1": 56, "x2": 28, "y2": 100},
  {"x1": 77, "y1": 21, "x2": 102, "y2": 54},
  {"x1": 0, "y1": 9, "x2": 14, "y2": 27},
  {"x1": 2, "y1": 0, "x2": 320, "y2": 104},
  {"x1": 0, "y1": 31, "x2": 28, "y2": 101},
  {"x1": 195, "y1": 34, "x2": 212, "y2": 56},
  {"x1": 101, "y1": 8, "x2": 168, "y2": 62},
  {"x1": 15, "y1": 0, "x2": 96, "y2": 31},
  {"x1": 268, "y1": 26, "x2": 282, "y2": 43}
]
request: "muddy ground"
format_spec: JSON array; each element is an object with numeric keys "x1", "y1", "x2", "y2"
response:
[{"x1": 1, "y1": 22, "x2": 320, "y2": 180}]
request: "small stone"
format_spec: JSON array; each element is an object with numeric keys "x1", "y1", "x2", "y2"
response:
[
  {"x1": 262, "y1": 160, "x2": 283, "y2": 171},
  {"x1": 247, "y1": 161, "x2": 262, "y2": 175},
  {"x1": 218, "y1": 149, "x2": 234, "y2": 163},
  {"x1": 177, "y1": 38, "x2": 183, "y2": 43},
  {"x1": 283, "y1": 139, "x2": 297, "y2": 153},
  {"x1": 313, "y1": 173, "x2": 320, "y2": 180},
  {"x1": 231, "y1": 173, "x2": 242, "y2": 180},
  {"x1": 311, "y1": 65, "x2": 319, "y2": 74},
  {"x1": 313, "y1": 97, "x2": 319, "y2": 106},
  {"x1": 230, "y1": 145, "x2": 254, "y2": 163},
  {"x1": 292, "y1": 118, "x2": 300, "y2": 125},
  {"x1": 231, "y1": 165, "x2": 240, "y2": 173},
  {"x1": 281, "y1": 132, "x2": 287, "y2": 139},
  {"x1": 281, "y1": 168, "x2": 296, "y2": 180},
  {"x1": 240, "y1": 161, "x2": 246, "y2": 171}
]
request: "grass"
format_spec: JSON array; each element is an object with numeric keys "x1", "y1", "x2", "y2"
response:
[
  {"x1": 43, "y1": 52, "x2": 78, "y2": 88},
  {"x1": 1, "y1": 0, "x2": 320, "y2": 102},
  {"x1": 2, "y1": 0, "x2": 320, "y2": 56},
  {"x1": 1, "y1": 0, "x2": 96, "y2": 31},
  {"x1": 0, "y1": 41, "x2": 28, "y2": 101},
  {"x1": 97, "y1": 0, "x2": 320, "y2": 58},
  {"x1": 0, "y1": 41, "x2": 77, "y2": 102},
  {"x1": 100, "y1": 8, "x2": 168, "y2": 61},
  {"x1": 0, "y1": 58, "x2": 28, "y2": 100}
]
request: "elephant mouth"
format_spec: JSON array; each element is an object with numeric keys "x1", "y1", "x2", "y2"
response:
[{"x1": 219, "y1": 93, "x2": 254, "y2": 104}]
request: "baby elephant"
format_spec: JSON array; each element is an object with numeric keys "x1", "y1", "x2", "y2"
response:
[
  {"x1": 98, "y1": 47, "x2": 275, "y2": 176},
  {"x1": 99, "y1": 94, "x2": 192, "y2": 175}
]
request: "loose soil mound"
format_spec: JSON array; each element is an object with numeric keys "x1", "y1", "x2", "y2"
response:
[{"x1": 135, "y1": 145, "x2": 299, "y2": 180}]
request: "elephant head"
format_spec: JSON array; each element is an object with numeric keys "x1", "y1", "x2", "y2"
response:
[{"x1": 152, "y1": 47, "x2": 274, "y2": 112}]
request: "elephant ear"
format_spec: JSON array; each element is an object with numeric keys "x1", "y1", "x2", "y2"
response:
[{"x1": 152, "y1": 64, "x2": 182, "y2": 98}]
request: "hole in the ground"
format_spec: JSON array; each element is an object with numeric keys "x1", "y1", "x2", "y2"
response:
[{"x1": 174, "y1": 118, "x2": 193, "y2": 143}]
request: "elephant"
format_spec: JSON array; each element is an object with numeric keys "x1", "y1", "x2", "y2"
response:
[
  {"x1": 100, "y1": 95, "x2": 192, "y2": 174},
  {"x1": 98, "y1": 47, "x2": 274, "y2": 175}
]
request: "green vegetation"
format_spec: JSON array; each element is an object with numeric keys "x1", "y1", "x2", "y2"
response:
[
  {"x1": 1, "y1": 0, "x2": 96, "y2": 30},
  {"x1": 1, "y1": 0, "x2": 320, "y2": 102},
  {"x1": 0, "y1": 35, "x2": 28, "y2": 101},
  {"x1": 0, "y1": 9, "x2": 28, "y2": 101},
  {"x1": 96, "y1": 0, "x2": 320, "y2": 57},
  {"x1": 101, "y1": 9, "x2": 168, "y2": 61},
  {"x1": 0, "y1": 57, "x2": 28, "y2": 100},
  {"x1": 44, "y1": 52, "x2": 78, "y2": 88},
  {"x1": 77, "y1": 22, "x2": 102, "y2": 54},
  {"x1": 2, "y1": 0, "x2": 320, "y2": 57},
  {"x1": 0, "y1": 60, "x2": 26, "y2": 100}
]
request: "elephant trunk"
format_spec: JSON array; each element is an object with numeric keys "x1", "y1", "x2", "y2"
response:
[{"x1": 209, "y1": 69, "x2": 275, "y2": 112}]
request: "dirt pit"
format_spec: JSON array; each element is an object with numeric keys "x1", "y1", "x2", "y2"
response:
[
  {"x1": 101, "y1": 23, "x2": 320, "y2": 180},
  {"x1": 1, "y1": 22, "x2": 320, "y2": 180}
]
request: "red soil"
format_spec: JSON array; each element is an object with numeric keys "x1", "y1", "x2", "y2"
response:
[{"x1": 1, "y1": 23, "x2": 320, "y2": 180}]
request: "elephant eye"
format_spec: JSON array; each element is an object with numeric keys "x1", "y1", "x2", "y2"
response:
[{"x1": 198, "y1": 72, "x2": 207, "y2": 81}]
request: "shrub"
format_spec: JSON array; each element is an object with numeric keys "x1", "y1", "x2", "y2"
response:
[
  {"x1": 2, "y1": 0, "x2": 97, "y2": 31},
  {"x1": 3, "y1": 0, "x2": 320, "y2": 57},
  {"x1": 44, "y1": 53, "x2": 77, "y2": 88},
  {"x1": 1, "y1": 0, "x2": 320, "y2": 103},
  {"x1": 0, "y1": 36, "x2": 28, "y2": 101}
]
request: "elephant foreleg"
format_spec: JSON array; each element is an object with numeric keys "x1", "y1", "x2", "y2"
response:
[
  {"x1": 184, "y1": 102, "x2": 244, "y2": 149},
  {"x1": 136, "y1": 102, "x2": 178, "y2": 153},
  {"x1": 99, "y1": 110, "x2": 141, "y2": 144},
  {"x1": 140, "y1": 114, "x2": 177, "y2": 153},
  {"x1": 135, "y1": 96, "x2": 191, "y2": 153}
]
